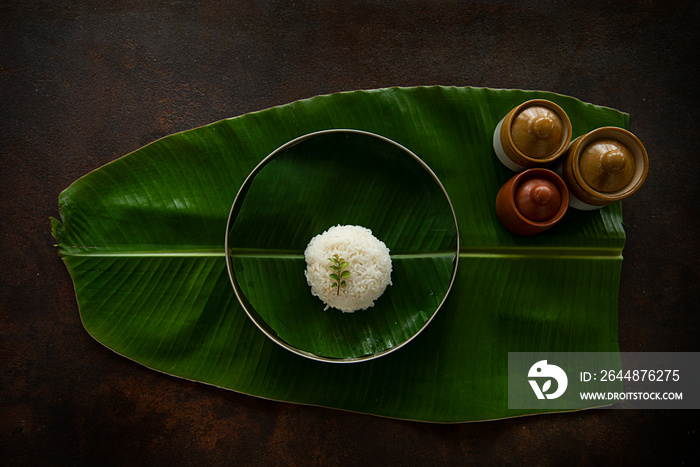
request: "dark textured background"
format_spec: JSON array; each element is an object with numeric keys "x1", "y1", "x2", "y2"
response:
[{"x1": 2, "y1": 1, "x2": 698, "y2": 465}]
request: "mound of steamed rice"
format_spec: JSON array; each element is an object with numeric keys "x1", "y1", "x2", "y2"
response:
[{"x1": 304, "y1": 225, "x2": 392, "y2": 313}]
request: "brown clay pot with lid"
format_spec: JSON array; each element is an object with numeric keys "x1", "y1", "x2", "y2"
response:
[
  {"x1": 561, "y1": 127, "x2": 649, "y2": 210},
  {"x1": 493, "y1": 99, "x2": 572, "y2": 171},
  {"x1": 495, "y1": 168, "x2": 570, "y2": 236}
]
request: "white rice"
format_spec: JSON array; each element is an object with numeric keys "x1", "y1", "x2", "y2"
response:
[{"x1": 304, "y1": 225, "x2": 392, "y2": 313}]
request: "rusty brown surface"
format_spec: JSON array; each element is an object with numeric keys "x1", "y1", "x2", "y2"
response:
[{"x1": 1, "y1": 1, "x2": 698, "y2": 465}]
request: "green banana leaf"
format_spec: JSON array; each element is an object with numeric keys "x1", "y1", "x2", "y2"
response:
[{"x1": 52, "y1": 86, "x2": 628, "y2": 422}]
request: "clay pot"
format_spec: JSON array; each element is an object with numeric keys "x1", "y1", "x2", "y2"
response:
[
  {"x1": 495, "y1": 169, "x2": 570, "y2": 235},
  {"x1": 493, "y1": 99, "x2": 572, "y2": 171},
  {"x1": 561, "y1": 127, "x2": 649, "y2": 210}
]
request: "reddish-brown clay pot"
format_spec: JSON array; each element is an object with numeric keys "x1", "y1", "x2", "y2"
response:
[{"x1": 495, "y1": 168, "x2": 570, "y2": 235}]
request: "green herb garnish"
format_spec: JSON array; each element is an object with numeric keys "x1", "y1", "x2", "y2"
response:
[{"x1": 328, "y1": 254, "x2": 350, "y2": 295}]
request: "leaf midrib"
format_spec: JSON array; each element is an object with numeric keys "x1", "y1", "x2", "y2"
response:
[{"x1": 58, "y1": 246, "x2": 623, "y2": 260}]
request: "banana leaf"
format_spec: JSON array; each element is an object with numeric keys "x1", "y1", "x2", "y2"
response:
[{"x1": 52, "y1": 86, "x2": 628, "y2": 422}]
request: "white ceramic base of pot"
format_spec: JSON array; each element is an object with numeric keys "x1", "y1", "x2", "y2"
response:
[
  {"x1": 493, "y1": 118, "x2": 524, "y2": 172},
  {"x1": 568, "y1": 192, "x2": 604, "y2": 211}
]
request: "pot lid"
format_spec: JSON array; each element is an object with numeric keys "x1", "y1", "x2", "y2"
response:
[
  {"x1": 515, "y1": 178, "x2": 562, "y2": 222},
  {"x1": 579, "y1": 138, "x2": 635, "y2": 192},
  {"x1": 511, "y1": 105, "x2": 565, "y2": 159}
]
